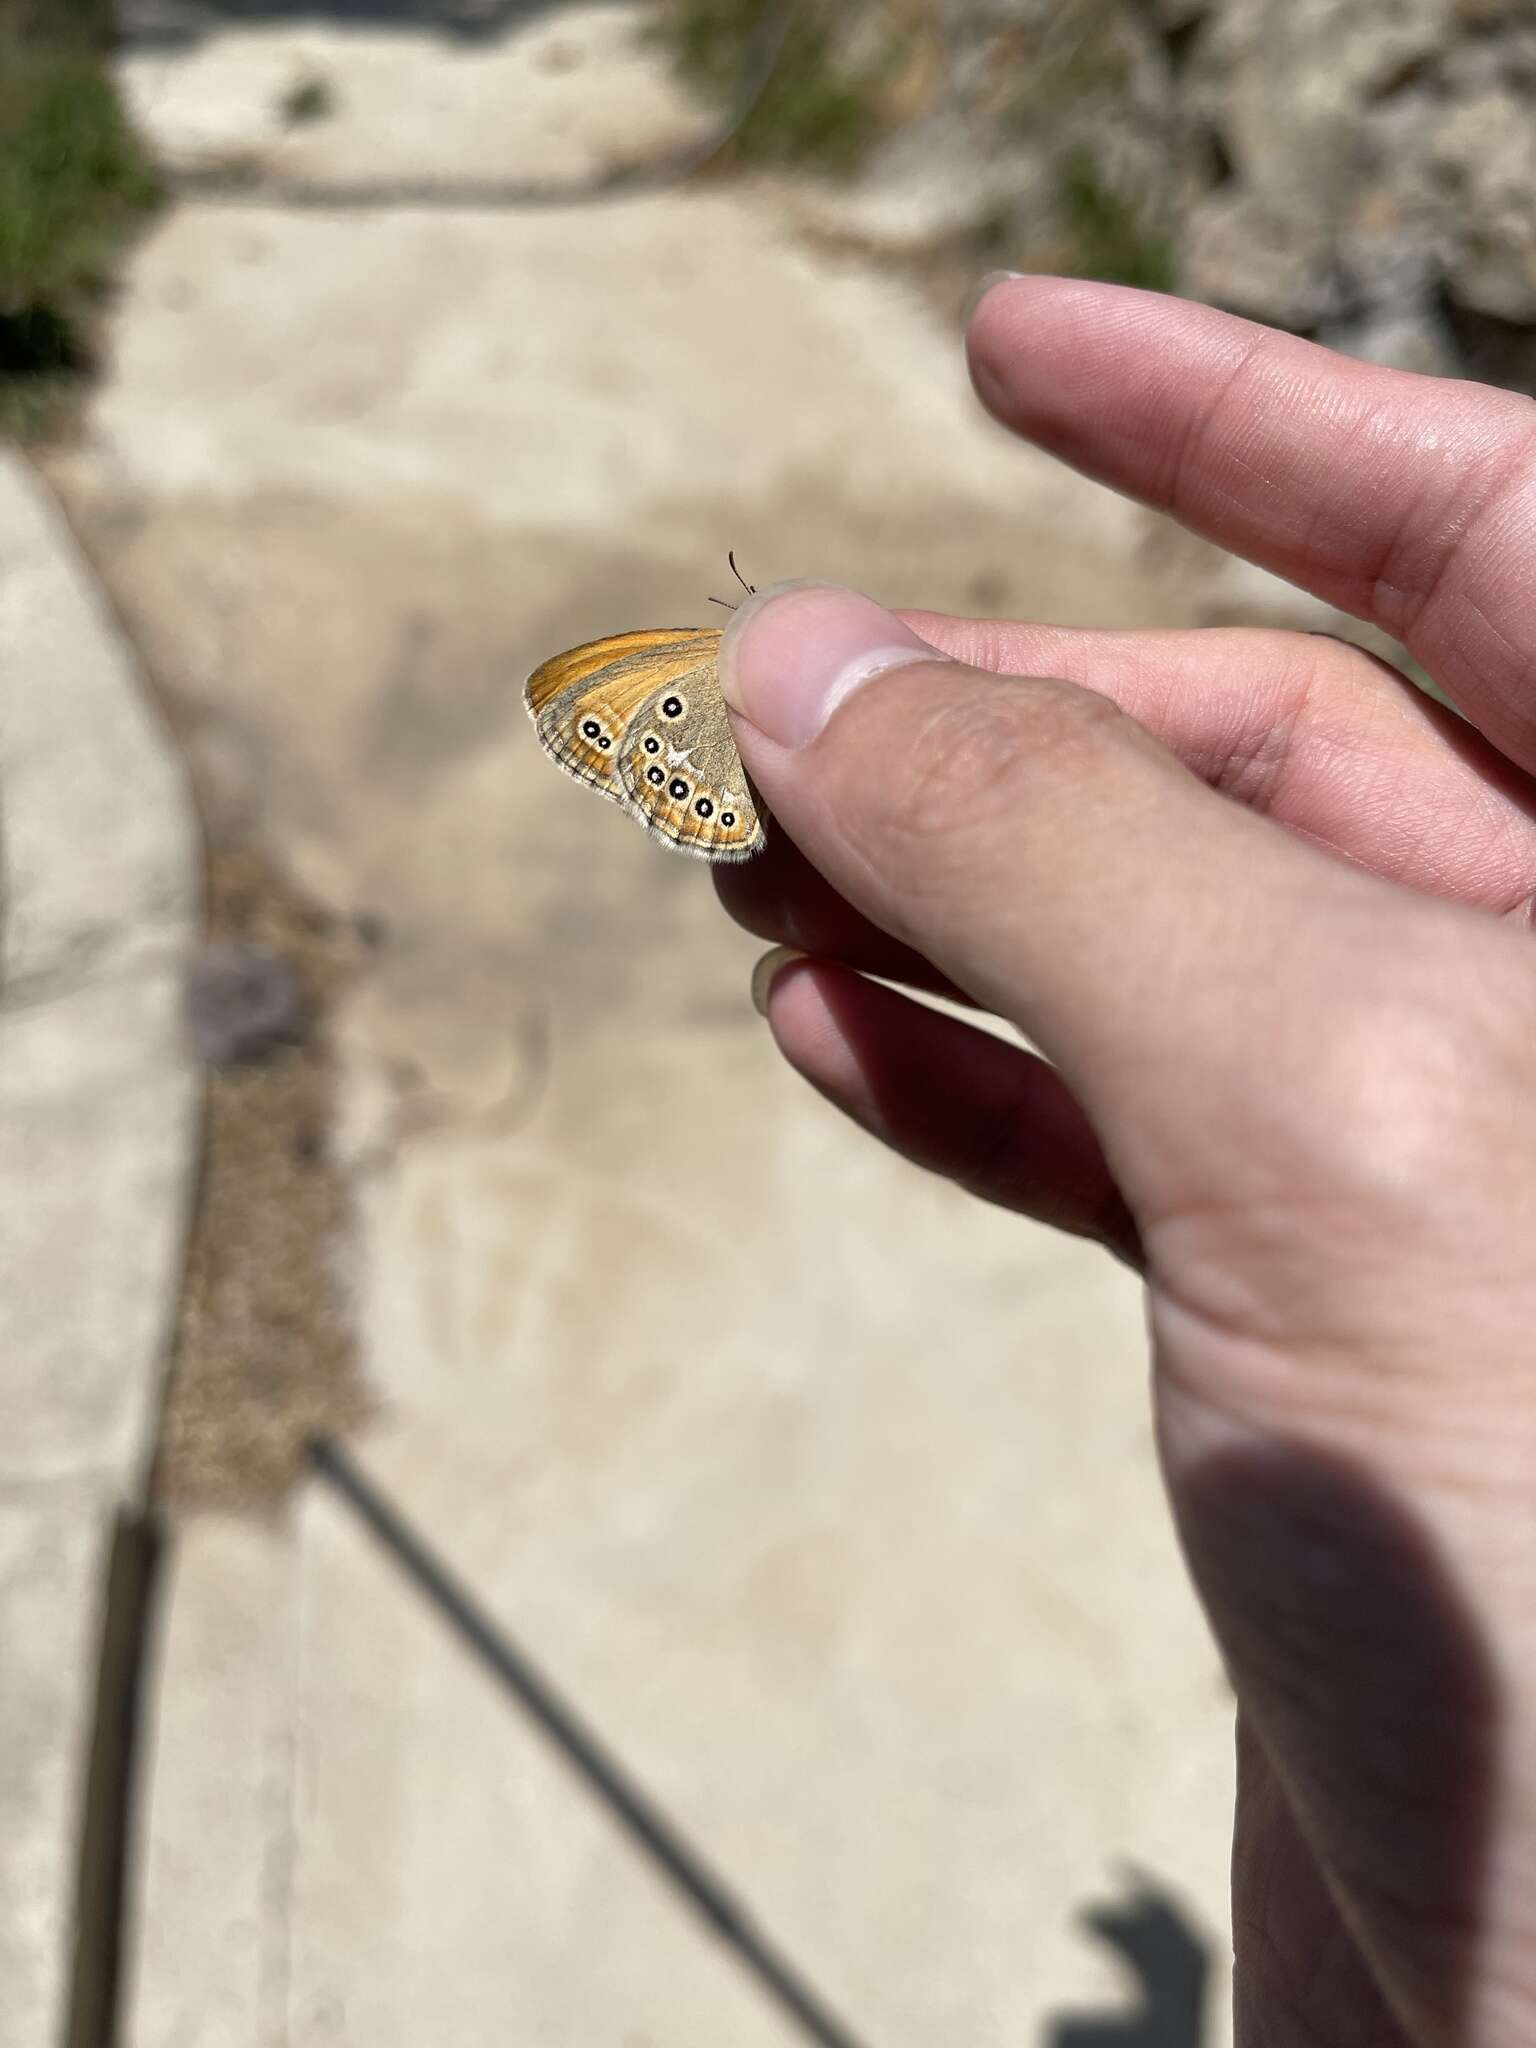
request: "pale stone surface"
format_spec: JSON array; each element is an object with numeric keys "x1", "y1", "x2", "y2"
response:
[
  {"x1": 0, "y1": 974, "x2": 196, "y2": 1492},
  {"x1": 745, "y1": 0, "x2": 1536, "y2": 377},
  {"x1": 0, "y1": 454, "x2": 198, "y2": 1499},
  {"x1": 46, "y1": 196, "x2": 1163, "y2": 553},
  {"x1": 121, "y1": 1516, "x2": 298, "y2": 2048},
  {"x1": 1434, "y1": 84, "x2": 1536, "y2": 322},
  {"x1": 784, "y1": 117, "x2": 1038, "y2": 255},
  {"x1": 117, "y1": 4, "x2": 716, "y2": 191},
  {"x1": 1199, "y1": 0, "x2": 1449, "y2": 219},
  {"x1": 1180, "y1": 0, "x2": 1536, "y2": 355},
  {"x1": 0, "y1": 458, "x2": 196, "y2": 1001},
  {"x1": 0, "y1": 456, "x2": 200, "y2": 2047},
  {"x1": 0, "y1": 1501, "x2": 106, "y2": 2048}
]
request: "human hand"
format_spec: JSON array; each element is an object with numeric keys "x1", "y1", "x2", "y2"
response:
[{"x1": 714, "y1": 278, "x2": 1536, "y2": 2044}]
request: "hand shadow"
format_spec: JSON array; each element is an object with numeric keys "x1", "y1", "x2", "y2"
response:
[{"x1": 1046, "y1": 1871, "x2": 1208, "y2": 2048}]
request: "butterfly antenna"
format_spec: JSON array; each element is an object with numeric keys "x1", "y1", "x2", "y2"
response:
[
  {"x1": 729, "y1": 549, "x2": 757, "y2": 597},
  {"x1": 710, "y1": 550, "x2": 758, "y2": 611}
]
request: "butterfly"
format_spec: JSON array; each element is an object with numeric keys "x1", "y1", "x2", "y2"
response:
[{"x1": 524, "y1": 559, "x2": 767, "y2": 864}]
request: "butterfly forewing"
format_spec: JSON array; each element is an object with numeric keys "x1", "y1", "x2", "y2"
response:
[
  {"x1": 524, "y1": 628, "x2": 720, "y2": 715},
  {"x1": 526, "y1": 629, "x2": 718, "y2": 803}
]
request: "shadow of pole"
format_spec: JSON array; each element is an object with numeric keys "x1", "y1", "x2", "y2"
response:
[{"x1": 308, "y1": 1435, "x2": 878, "y2": 2048}]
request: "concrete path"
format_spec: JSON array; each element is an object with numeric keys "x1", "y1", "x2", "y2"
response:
[
  {"x1": 21, "y1": 4, "x2": 1369, "y2": 2040},
  {"x1": 116, "y1": 0, "x2": 720, "y2": 197},
  {"x1": 0, "y1": 455, "x2": 200, "y2": 2047}
]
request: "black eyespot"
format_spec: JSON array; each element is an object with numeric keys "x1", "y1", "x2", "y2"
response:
[
  {"x1": 661, "y1": 696, "x2": 684, "y2": 720},
  {"x1": 597, "y1": 736, "x2": 611, "y2": 750},
  {"x1": 668, "y1": 778, "x2": 690, "y2": 802},
  {"x1": 642, "y1": 735, "x2": 661, "y2": 755},
  {"x1": 694, "y1": 797, "x2": 714, "y2": 819},
  {"x1": 646, "y1": 765, "x2": 665, "y2": 786},
  {"x1": 720, "y1": 812, "x2": 736, "y2": 829},
  {"x1": 580, "y1": 719, "x2": 602, "y2": 740}
]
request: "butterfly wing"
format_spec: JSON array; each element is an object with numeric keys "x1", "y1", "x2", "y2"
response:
[
  {"x1": 525, "y1": 628, "x2": 722, "y2": 809},
  {"x1": 616, "y1": 662, "x2": 766, "y2": 863}
]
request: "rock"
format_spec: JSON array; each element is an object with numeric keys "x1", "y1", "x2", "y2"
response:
[
  {"x1": 1181, "y1": 190, "x2": 1347, "y2": 328},
  {"x1": 1441, "y1": 299, "x2": 1536, "y2": 396},
  {"x1": 1335, "y1": 180, "x2": 1448, "y2": 322},
  {"x1": 1433, "y1": 86, "x2": 1536, "y2": 322},
  {"x1": 868, "y1": 0, "x2": 1536, "y2": 378},
  {"x1": 785, "y1": 112, "x2": 1038, "y2": 254},
  {"x1": 1192, "y1": 0, "x2": 1449, "y2": 218},
  {"x1": 1454, "y1": 0, "x2": 1531, "y2": 23},
  {"x1": 1151, "y1": 0, "x2": 1216, "y2": 29},
  {"x1": 1320, "y1": 305, "x2": 1461, "y2": 377},
  {"x1": 184, "y1": 941, "x2": 307, "y2": 1067}
]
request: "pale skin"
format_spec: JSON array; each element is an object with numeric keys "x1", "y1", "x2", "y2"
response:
[{"x1": 711, "y1": 277, "x2": 1536, "y2": 2045}]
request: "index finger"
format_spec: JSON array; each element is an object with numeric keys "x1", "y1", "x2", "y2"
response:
[{"x1": 968, "y1": 278, "x2": 1536, "y2": 770}]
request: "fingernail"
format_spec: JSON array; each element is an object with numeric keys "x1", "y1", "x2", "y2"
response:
[
  {"x1": 718, "y1": 583, "x2": 943, "y2": 750},
  {"x1": 963, "y1": 268, "x2": 1025, "y2": 328},
  {"x1": 750, "y1": 945, "x2": 808, "y2": 1018}
]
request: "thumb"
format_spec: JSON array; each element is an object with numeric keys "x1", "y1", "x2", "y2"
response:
[{"x1": 717, "y1": 583, "x2": 1443, "y2": 1231}]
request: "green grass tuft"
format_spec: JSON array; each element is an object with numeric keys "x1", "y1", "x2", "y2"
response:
[
  {"x1": 650, "y1": 0, "x2": 885, "y2": 173},
  {"x1": 1056, "y1": 146, "x2": 1176, "y2": 293},
  {"x1": 0, "y1": 12, "x2": 161, "y2": 438}
]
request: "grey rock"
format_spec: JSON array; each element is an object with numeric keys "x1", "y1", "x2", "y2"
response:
[
  {"x1": 1321, "y1": 305, "x2": 1461, "y2": 377},
  {"x1": 0, "y1": 451, "x2": 200, "y2": 2048},
  {"x1": 1152, "y1": 0, "x2": 1216, "y2": 28},
  {"x1": 1434, "y1": 85, "x2": 1536, "y2": 321},
  {"x1": 1191, "y1": 0, "x2": 1449, "y2": 214},
  {"x1": 184, "y1": 941, "x2": 306, "y2": 1067},
  {"x1": 758, "y1": 0, "x2": 1536, "y2": 381},
  {"x1": 1182, "y1": 190, "x2": 1348, "y2": 328},
  {"x1": 1441, "y1": 298, "x2": 1536, "y2": 395},
  {"x1": 1452, "y1": 0, "x2": 1536, "y2": 26}
]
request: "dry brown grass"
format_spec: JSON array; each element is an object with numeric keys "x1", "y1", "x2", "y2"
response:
[{"x1": 154, "y1": 846, "x2": 373, "y2": 1510}]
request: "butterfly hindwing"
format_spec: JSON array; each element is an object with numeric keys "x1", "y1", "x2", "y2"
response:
[{"x1": 616, "y1": 673, "x2": 765, "y2": 863}]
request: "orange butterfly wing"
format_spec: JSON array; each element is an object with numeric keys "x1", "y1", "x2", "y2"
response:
[{"x1": 525, "y1": 628, "x2": 721, "y2": 804}]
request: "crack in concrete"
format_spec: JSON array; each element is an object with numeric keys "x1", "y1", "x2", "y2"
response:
[{"x1": 64, "y1": 1512, "x2": 164, "y2": 2048}]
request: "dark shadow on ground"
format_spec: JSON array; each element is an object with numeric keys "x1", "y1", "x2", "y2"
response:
[
  {"x1": 308, "y1": 1437, "x2": 878, "y2": 2048},
  {"x1": 118, "y1": 0, "x2": 632, "y2": 49},
  {"x1": 1046, "y1": 1872, "x2": 1208, "y2": 2048}
]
